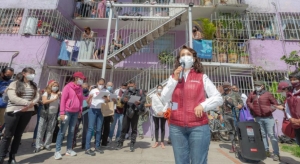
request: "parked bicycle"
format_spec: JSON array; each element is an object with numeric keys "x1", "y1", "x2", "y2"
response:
[{"x1": 209, "y1": 117, "x2": 231, "y2": 143}]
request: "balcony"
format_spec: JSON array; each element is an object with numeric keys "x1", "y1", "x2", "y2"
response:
[
  {"x1": 0, "y1": 8, "x2": 24, "y2": 34},
  {"x1": 214, "y1": 0, "x2": 248, "y2": 12}
]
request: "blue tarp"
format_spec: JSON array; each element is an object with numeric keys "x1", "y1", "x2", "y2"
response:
[{"x1": 193, "y1": 40, "x2": 213, "y2": 59}]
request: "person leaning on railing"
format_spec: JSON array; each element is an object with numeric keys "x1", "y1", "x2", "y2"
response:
[{"x1": 192, "y1": 26, "x2": 202, "y2": 40}]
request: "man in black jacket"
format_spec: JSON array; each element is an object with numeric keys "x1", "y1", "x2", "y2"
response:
[{"x1": 116, "y1": 81, "x2": 146, "y2": 152}]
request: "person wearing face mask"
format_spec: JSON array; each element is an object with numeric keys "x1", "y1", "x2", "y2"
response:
[
  {"x1": 34, "y1": 80, "x2": 61, "y2": 153},
  {"x1": 137, "y1": 89, "x2": 151, "y2": 139},
  {"x1": 284, "y1": 70, "x2": 300, "y2": 146},
  {"x1": 0, "y1": 67, "x2": 39, "y2": 164},
  {"x1": 109, "y1": 83, "x2": 128, "y2": 142},
  {"x1": 0, "y1": 67, "x2": 14, "y2": 129},
  {"x1": 100, "y1": 82, "x2": 115, "y2": 147},
  {"x1": 160, "y1": 46, "x2": 223, "y2": 164},
  {"x1": 54, "y1": 72, "x2": 85, "y2": 160},
  {"x1": 78, "y1": 83, "x2": 90, "y2": 149},
  {"x1": 85, "y1": 78, "x2": 110, "y2": 156},
  {"x1": 151, "y1": 85, "x2": 168, "y2": 149},
  {"x1": 246, "y1": 81, "x2": 281, "y2": 161},
  {"x1": 116, "y1": 80, "x2": 146, "y2": 152},
  {"x1": 192, "y1": 26, "x2": 202, "y2": 40},
  {"x1": 219, "y1": 82, "x2": 243, "y2": 153}
]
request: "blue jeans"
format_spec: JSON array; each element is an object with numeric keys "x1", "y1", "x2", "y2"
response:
[
  {"x1": 33, "y1": 104, "x2": 42, "y2": 139},
  {"x1": 170, "y1": 124, "x2": 210, "y2": 164},
  {"x1": 85, "y1": 108, "x2": 104, "y2": 150},
  {"x1": 55, "y1": 112, "x2": 79, "y2": 152},
  {"x1": 109, "y1": 113, "x2": 123, "y2": 139},
  {"x1": 106, "y1": 7, "x2": 110, "y2": 18},
  {"x1": 255, "y1": 116, "x2": 280, "y2": 155}
]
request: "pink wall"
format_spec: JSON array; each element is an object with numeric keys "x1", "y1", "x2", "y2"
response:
[
  {"x1": 57, "y1": 0, "x2": 76, "y2": 21},
  {"x1": 249, "y1": 40, "x2": 300, "y2": 71}
]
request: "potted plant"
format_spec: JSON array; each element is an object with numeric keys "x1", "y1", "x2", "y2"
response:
[
  {"x1": 158, "y1": 50, "x2": 174, "y2": 65},
  {"x1": 281, "y1": 50, "x2": 300, "y2": 71},
  {"x1": 193, "y1": 18, "x2": 216, "y2": 40},
  {"x1": 217, "y1": 46, "x2": 227, "y2": 63},
  {"x1": 265, "y1": 81, "x2": 285, "y2": 104},
  {"x1": 228, "y1": 49, "x2": 238, "y2": 63},
  {"x1": 239, "y1": 52, "x2": 249, "y2": 64}
]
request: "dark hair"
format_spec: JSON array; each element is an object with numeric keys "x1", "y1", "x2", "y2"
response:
[
  {"x1": 232, "y1": 84, "x2": 238, "y2": 88},
  {"x1": 84, "y1": 27, "x2": 91, "y2": 31},
  {"x1": 1, "y1": 67, "x2": 14, "y2": 74},
  {"x1": 157, "y1": 84, "x2": 163, "y2": 88},
  {"x1": 121, "y1": 82, "x2": 127, "y2": 86},
  {"x1": 16, "y1": 67, "x2": 37, "y2": 98},
  {"x1": 128, "y1": 80, "x2": 135, "y2": 84},
  {"x1": 174, "y1": 45, "x2": 203, "y2": 73},
  {"x1": 193, "y1": 26, "x2": 199, "y2": 31},
  {"x1": 14, "y1": 72, "x2": 23, "y2": 81},
  {"x1": 289, "y1": 70, "x2": 300, "y2": 80},
  {"x1": 98, "y1": 78, "x2": 106, "y2": 89}
]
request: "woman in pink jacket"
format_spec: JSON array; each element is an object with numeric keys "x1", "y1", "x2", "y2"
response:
[{"x1": 54, "y1": 72, "x2": 85, "y2": 160}]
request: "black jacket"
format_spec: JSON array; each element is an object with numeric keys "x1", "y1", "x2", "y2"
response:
[{"x1": 121, "y1": 88, "x2": 146, "y2": 115}]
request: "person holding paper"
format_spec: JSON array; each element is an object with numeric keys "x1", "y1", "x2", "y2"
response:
[
  {"x1": 54, "y1": 72, "x2": 85, "y2": 160},
  {"x1": 161, "y1": 46, "x2": 223, "y2": 164},
  {"x1": 151, "y1": 85, "x2": 168, "y2": 149},
  {"x1": 109, "y1": 82, "x2": 128, "y2": 142},
  {"x1": 116, "y1": 80, "x2": 146, "y2": 152},
  {"x1": 34, "y1": 80, "x2": 61, "y2": 153},
  {"x1": 0, "y1": 67, "x2": 40, "y2": 164},
  {"x1": 79, "y1": 83, "x2": 90, "y2": 149},
  {"x1": 85, "y1": 78, "x2": 110, "y2": 156}
]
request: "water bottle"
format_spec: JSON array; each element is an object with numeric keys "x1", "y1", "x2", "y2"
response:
[{"x1": 221, "y1": 123, "x2": 225, "y2": 127}]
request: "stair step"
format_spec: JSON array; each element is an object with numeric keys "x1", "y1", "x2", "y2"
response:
[
  {"x1": 129, "y1": 45, "x2": 137, "y2": 53},
  {"x1": 175, "y1": 16, "x2": 181, "y2": 26},
  {"x1": 141, "y1": 37, "x2": 148, "y2": 46},
  {"x1": 135, "y1": 41, "x2": 143, "y2": 49},
  {"x1": 116, "y1": 53, "x2": 125, "y2": 61},
  {"x1": 158, "y1": 26, "x2": 165, "y2": 36},
  {"x1": 146, "y1": 33, "x2": 154, "y2": 42},
  {"x1": 152, "y1": 29, "x2": 160, "y2": 39},
  {"x1": 169, "y1": 19, "x2": 176, "y2": 28},
  {"x1": 181, "y1": 12, "x2": 188, "y2": 22},
  {"x1": 110, "y1": 57, "x2": 118, "y2": 64},
  {"x1": 123, "y1": 48, "x2": 131, "y2": 57}
]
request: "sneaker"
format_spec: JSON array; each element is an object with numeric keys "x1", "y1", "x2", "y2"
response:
[
  {"x1": 125, "y1": 134, "x2": 129, "y2": 139},
  {"x1": 31, "y1": 143, "x2": 36, "y2": 148},
  {"x1": 108, "y1": 138, "x2": 112, "y2": 143},
  {"x1": 33, "y1": 148, "x2": 40, "y2": 153},
  {"x1": 85, "y1": 149, "x2": 96, "y2": 156},
  {"x1": 130, "y1": 142, "x2": 135, "y2": 152},
  {"x1": 139, "y1": 135, "x2": 144, "y2": 139},
  {"x1": 54, "y1": 152, "x2": 62, "y2": 160},
  {"x1": 266, "y1": 151, "x2": 271, "y2": 157},
  {"x1": 273, "y1": 154, "x2": 280, "y2": 161},
  {"x1": 45, "y1": 146, "x2": 51, "y2": 151},
  {"x1": 95, "y1": 147, "x2": 104, "y2": 154},
  {"x1": 116, "y1": 142, "x2": 123, "y2": 150},
  {"x1": 66, "y1": 149, "x2": 77, "y2": 156},
  {"x1": 101, "y1": 145, "x2": 109, "y2": 148}
]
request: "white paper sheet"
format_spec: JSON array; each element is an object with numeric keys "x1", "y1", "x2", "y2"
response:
[
  {"x1": 128, "y1": 95, "x2": 141, "y2": 103},
  {"x1": 109, "y1": 94, "x2": 118, "y2": 100},
  {"x1": 171, "y1": 102, "x2": 178, "y2": 110},
  {"x1": 95, "y1": 91, "x2": 110, "y2": 99},
  {"x1": 13, "y1": 108, "x2": 23, "y2": 113}
]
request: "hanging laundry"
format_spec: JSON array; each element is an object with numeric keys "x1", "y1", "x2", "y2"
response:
[
  {"x1": 58, "y1": 41, "x2": 70, "y2": 61},
  {"x1": 74, "y1": 41, "x2": 81, "y2": 51},
  {"x1": 66, "y1": 40, "x2": 76, "y2": 53},
  {"x1": 78, "y1": 39, "x2": 95, "y2": 60}
]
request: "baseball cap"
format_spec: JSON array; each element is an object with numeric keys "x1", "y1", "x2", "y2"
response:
[
  {"x1": 254, "y1": 81, "x2": 264, "y2": 86},
  {"x1": 73, "y1": 72, "x2": 86, "y2": 80},
  {"x1": 47, "y1": 80, "x2": 56, "y2": 85},
  {"x1": 277, "y1": 81, "x2": 290, "y2": 92}
]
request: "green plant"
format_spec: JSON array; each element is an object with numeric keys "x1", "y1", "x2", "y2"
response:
[
  {"x1": 265, "y1": 81, "x2": 285, "y2": 104},
  {"x1": 281, "y1": 50, "x2": 300, "y2": 70},
  {"x1": 281, "y1": 144, "x2": 300, "y2": 158},
  {"x1": 158, "y1": 50, "x2": 174, "y2": 65},
  {"x1": 239, "y1": 52, "x2": 249, "y2": 56},
  {"x1": 193, "y1": 18, "x2": 216, "y2": 40}
]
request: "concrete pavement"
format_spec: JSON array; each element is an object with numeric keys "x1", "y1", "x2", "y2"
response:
[{"x1": 5, "y1": 132, "x2": 300, "y2": 164}]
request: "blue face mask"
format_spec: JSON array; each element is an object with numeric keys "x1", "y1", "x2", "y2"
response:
[{"x1": 107, "y1": 86, "x2": 113, "y2": 91}]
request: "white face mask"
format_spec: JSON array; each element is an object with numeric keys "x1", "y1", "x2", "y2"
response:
[
  {"x1": 179, "y1": 56, "x2": 194, "y2": 69},
  {"x1": 52, "y1": 87, "x2": 59, "y2": 92},
  {"x1": 25, "y1": 74, "x2": 35, "y2": 81},
  {"x1": 281, "y1": 92, "x2": 286, "y2": 97},
  {"x1": 157, "y1": 89, "x2": 162, "y2": 93},
  {"x1": 121, "y1": 88, "x2": 126, "y2": 92},
  {"x1": 77, "y1": 79, "x2": 83, "y2": 85},
  {"x1": 98, "y1": 85, "x2": 104, "y2": 90},
  {"x1": 255, "y1": 86, "x2": 261, "y2": 92}
]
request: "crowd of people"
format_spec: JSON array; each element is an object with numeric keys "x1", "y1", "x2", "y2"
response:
[{"x1": 0, "y1": 46, "x2": 300, "y2": 164}]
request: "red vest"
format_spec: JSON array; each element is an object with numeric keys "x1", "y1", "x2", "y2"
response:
[
  {"x1": 170, "y1": 69, "x2": 208, "y2": 127},
  {"x1": 287, "y1": 91, "x2": 300, "y2": 129}
]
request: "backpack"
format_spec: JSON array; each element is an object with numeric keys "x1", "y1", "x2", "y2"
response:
[{"x1": 0, "y1": 80, "x2": 12, "y2": 108}]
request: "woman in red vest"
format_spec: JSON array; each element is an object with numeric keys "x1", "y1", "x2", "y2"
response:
[
  {"x1": 161, "y1": 46, "x2": 223, "y2": 164},
  {"x1": 285, "y1": 70, "x2": 300, "y2": 145}
]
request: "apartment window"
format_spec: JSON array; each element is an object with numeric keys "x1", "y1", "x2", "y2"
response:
[
  {"x1": 23, "y1": 9, "x2": 74, "y2": 41},
  {"x1": 153, "y1": 33, "x2": 175, "y2": 54},
  {"x1": 280, "y1": 12, "x2": 300, "y2": 40},
  {"x1": 0, "y1": 8, "x2": 24, "y2": 34},
  {"x1": 247, "y1": 13, "x2": 279, "y2": 40}
]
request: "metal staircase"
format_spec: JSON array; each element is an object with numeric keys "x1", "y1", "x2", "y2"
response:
[{"x1": 106, "y1": 7, "x2": 188, "y2": 66}]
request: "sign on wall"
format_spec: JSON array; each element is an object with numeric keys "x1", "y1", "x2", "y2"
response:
[{"x1": 193, "y1": 40, "x2": 213, "y2": 59}]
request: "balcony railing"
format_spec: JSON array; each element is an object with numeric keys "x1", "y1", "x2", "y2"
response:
[
  {"x1": 0, "y1": 8, "x2": 24, "y2": 34},
  {"x1": 280, "y1": 12, "x2": 300, "y2": 40},
  {"x1": 213, "y1": 0, "x2": 246, "y2": 5}
]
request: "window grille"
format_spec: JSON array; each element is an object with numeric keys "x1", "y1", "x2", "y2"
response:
[
  {"x1": 0, "y1": 8, "x2": 24, "y2": 34},
  {"x1": 280, "y1": 12, "x2": 300, "y2": 40},
  {"x1": 247, "y1": 13, "x2": 280, "y2": 40},
  {"x1": 212, "y1": 12, "x2": 248, "y2": 40},
  {"x1": 23, "y1": 9, "x2": 74, "y2": 41}
]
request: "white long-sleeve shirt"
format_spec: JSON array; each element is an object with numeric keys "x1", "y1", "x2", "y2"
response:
[
  {"x1": 284, "y1": 88, "x2": 300, "y2": 119},
  {"x1": 161, "y1": 70, "x2": 223, "y2": 112},
  {"x1": 151, "y1": 93, "x2": 168, "y2": 117}
]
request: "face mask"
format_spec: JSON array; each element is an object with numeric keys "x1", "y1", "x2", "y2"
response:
[
  {"x1": 129, "y1": 87, "x2": 134, "y2": 91},
  {"x1": 98, "y1": 85, "x2": 104, "y2": 90},
  {"x1": 83, "y1": 88, "x2": 89, "y2": 94},
  {"x1": 25, "y1": 74, "x2": 35, "y2": 81},
  {"x1": 281, "y1": 92, "x2": 286, "y2": 97},
  {"x1": 179, "y1": 56, "x2": 194, "y2": 69},
  {"x1": 52, "y1": 87, "x2": 59, "y2": 92},
  {"x1": 77, "y1": 79, "x2": 83, "y2": 85},
  {"x1": 107, "y1": 86, "x2": 113, "y2": 91},
  {"x1": 193, "y1": 29, "x2": 196, "y2": 32},
  {"x1": 255, "y1": 87, "x2": 261, "y2": 92},
  {"x1": 157, "y1": 89, "x2": 162, "y2": 93},
  {"x1": 291, "y1": 80, "x2": 300, "y2": 88},
  {"x1": 223, "y1": 88, "x2": 229, "y2": 92},
  {"x1": 121, "y1": 88, "x2": 127, "y2": 92},
  {"x1": 2, "y1": 75, "x2": 11, "y2": 81}
]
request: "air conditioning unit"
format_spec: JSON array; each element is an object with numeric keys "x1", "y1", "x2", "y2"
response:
[{"x1": 23, "y1": 17, "x2": 38, "y2": 35}]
